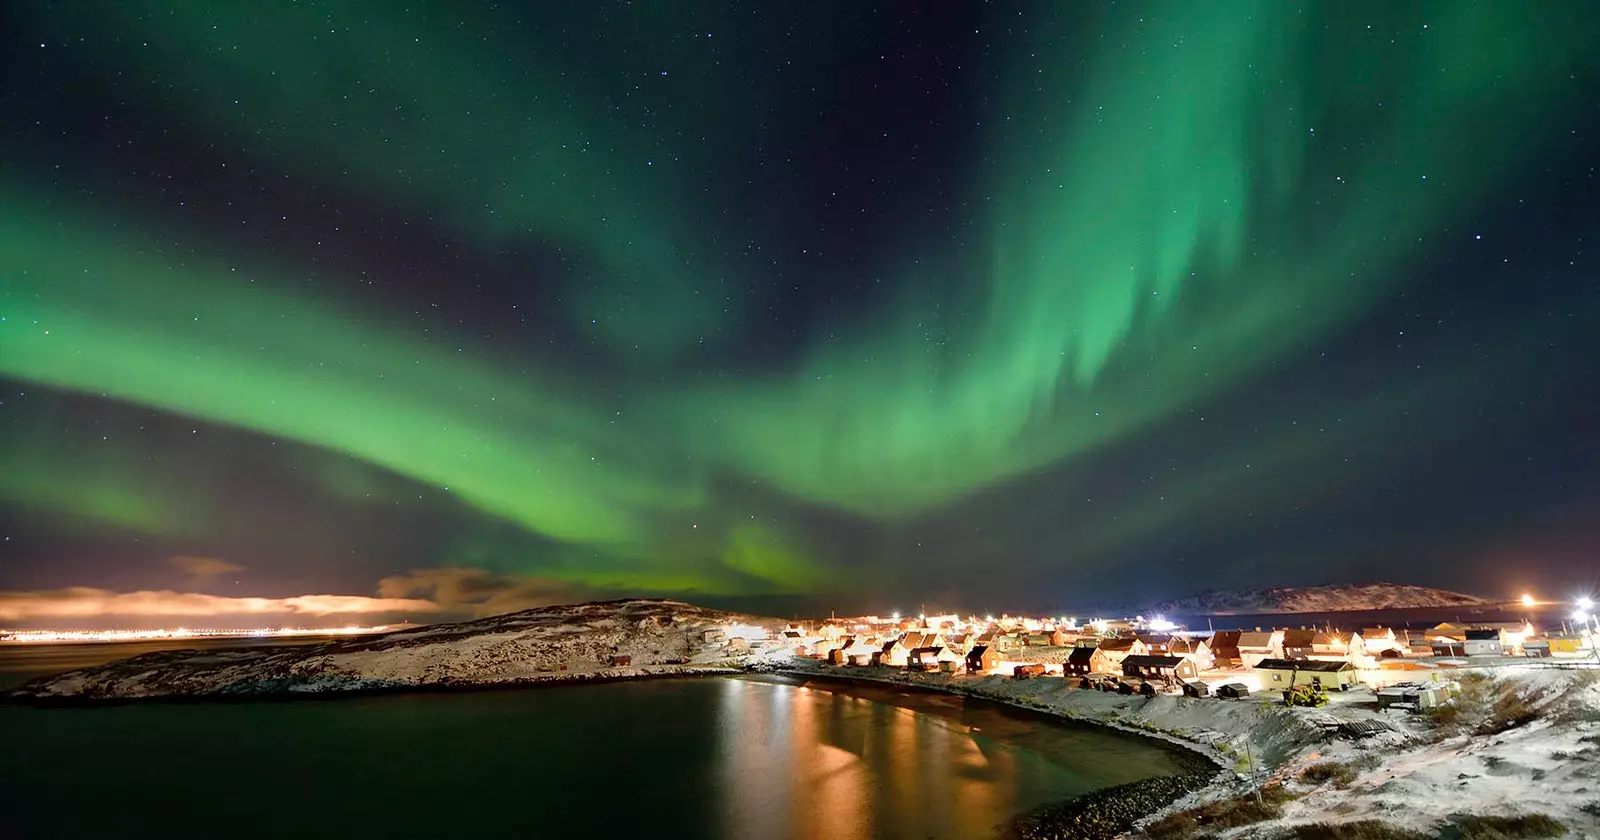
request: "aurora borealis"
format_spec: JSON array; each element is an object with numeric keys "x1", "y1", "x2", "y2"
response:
[{"x1": 3, "y1": 2, "x2": 1599, "y2": 620}]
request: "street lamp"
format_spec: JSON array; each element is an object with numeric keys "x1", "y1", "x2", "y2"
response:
[{"x1": 1578, "y1": 597, "x2": 1594, "y2": 612}]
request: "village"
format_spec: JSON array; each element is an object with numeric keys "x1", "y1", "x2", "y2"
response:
[{"x1": 736, "y1": 606, "x2": 1600, "y2": 708}]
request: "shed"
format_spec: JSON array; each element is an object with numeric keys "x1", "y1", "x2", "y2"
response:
[
  {"x1": 1217, "y1": 683, "x2": 1251, "y2": 699},
  {"x1": 1182, "y1": 680, "x2": 1211, "y2": 698},
  {"x1": 702, "y1": 628, "x2": 728, "y2": 645},
  {"x1": 1254, "y1": 658, "x2": 1359, "y2": 691},
  {"x1": 1522, "y1": 640, "x2": 1552, "y2": 658},
  {"x1": 609, "y1": 654, "x2": 633, "y2": 667}
]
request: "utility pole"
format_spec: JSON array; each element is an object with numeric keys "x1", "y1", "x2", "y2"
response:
[{"x1": 1244, "y1": 737, "x2": 1262, "y2": 805}]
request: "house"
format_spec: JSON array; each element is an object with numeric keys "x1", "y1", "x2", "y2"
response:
[
  {"x1": 609, "y1": 654, "x2": 632, "y2": 667},
  {"x1": 908, "y1": 646, "x2": 945, "y2": 672},
  {"x1": 945, "y1": 633, "x2": 975, "y2": 654},
  {"x1": 1166, "y1": 638, "x2": 1215, "y2": 672},
  {"x1": 1207, "y1": 631, "x2": 1242, "y2": 667},
  {"x1": 1135, "y1": 634, "x2": 1174, "y2": 654},
  {"x1": 1237, "y1": 631, "x2": 1285, "y2": 668},
  {"x1": 1407, "y1": 636, "x2": 1435, "y2": 657},
  {"x1": 880, "y1": 639, "x2": 910, "y2": 668},
  {"x1": 1121, "y1": 654, "x2": 1199, "y2": 682},
  {"x1": 1312, "y1": 632, "x2": 1351, "y2": 658},
  {"x1": 726, "y1": 637, "x2": 751, "y2": 654},
  {"x1": 1281, "y1": 629, "x2": 1318, "y2": 659},
  {"x1": 1463, "y1": 628, "x2": 1504, "y2": 656},
  {"x1": 966, "y1": 645, "x2": 1000, "y2": 674},
  {"x1": 1254, "y1": 658, "x2": 1359, "y2": 691},
  {"x1": 1048, "y1": 628, "x2": 1075, "y2": 647},
  {"x1": 1064, "y1": 645, "x2": 1097, "y2": 677},
  {"x1": 1355, "y1": 628, "x2": 1400, "y2": 657},
  {"x1": 702, "y1": 628, "x2": 728, "y2": 645},
  {"x1": 1094, "y1": 637, "x2": 1150, "y2": 670}
]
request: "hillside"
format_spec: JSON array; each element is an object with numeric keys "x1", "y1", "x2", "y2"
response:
[
  {"x1": 1145, "y1": 581, "x2": 1488, "y2": 616},
  {"x1": 6, "y1": 599, "x2": 782, "y2": 703}
]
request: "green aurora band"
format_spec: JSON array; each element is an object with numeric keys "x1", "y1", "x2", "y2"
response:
[{"x1": 2, "y1": 1, "x2": 1594, "y2": 595}]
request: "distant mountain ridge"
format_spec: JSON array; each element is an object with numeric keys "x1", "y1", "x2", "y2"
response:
[{"x1": 1143, "y1": 581, "x2": 1489, "y2": 616}]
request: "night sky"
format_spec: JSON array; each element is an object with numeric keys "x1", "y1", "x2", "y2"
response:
[{"x1": 3, "y1": 2, "x2": 1598, "y2": 625}]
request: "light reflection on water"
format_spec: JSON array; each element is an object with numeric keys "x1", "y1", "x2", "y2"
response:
[{"x1": 0, "y1": 648, "x2": 1189, "y2": 840}]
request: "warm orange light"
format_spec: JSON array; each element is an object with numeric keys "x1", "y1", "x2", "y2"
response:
[
  {"x1": 1521, "y1": 593, "x2": 1536, "y2": 608},
  {"x1": 0, "y1": 625, "x2": 393, "y2": 643}
]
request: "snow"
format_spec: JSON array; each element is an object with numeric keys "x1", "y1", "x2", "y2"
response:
[
  {"x1": 4, "y1": 599, "x2": 782, "y2": 701},
  {"x1": 1148, "y1": 581, "x2": 1488, "y2": 615},
  {"x1": 774, "y1": 659, "x2": 1600, "y2": 837},
  {"x1": 10, "y1": 600, "x2": 1596, "y2": 836}
]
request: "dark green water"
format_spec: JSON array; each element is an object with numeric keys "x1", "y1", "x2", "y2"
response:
[{"x1": 0, "y1": 653, "x2": 1192, "y2": 840}]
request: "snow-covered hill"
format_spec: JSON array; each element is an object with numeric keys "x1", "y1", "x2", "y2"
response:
[
  {"x1": 1145, "y1": 581, "x2": 1488, "y2": 616},
  {"x1": 6, "y1": 598, "x2": 783, "y2": 703}
]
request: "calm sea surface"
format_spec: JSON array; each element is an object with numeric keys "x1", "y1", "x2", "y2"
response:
[{"x1": 0, "y1": 645, "x2": 1191, "y2": 840}]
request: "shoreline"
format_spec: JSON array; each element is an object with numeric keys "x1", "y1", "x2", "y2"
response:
[
  {"x1": 768, "y1": 663, "x2": 1241, "y2": 770},
  {"x1": 1, "y1": 664, "x2": 742, "y2": 708},
  {"x1": 7, "y1": 659, "x2": 1232, "y2": 840},
  {"x1": 767, "y1": 665, "x2": 1239, "y2": 839}
]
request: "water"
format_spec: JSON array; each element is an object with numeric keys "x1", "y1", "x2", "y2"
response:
[{"x1": 0, "y1": 648, "x2": 1192, "y2": 840}]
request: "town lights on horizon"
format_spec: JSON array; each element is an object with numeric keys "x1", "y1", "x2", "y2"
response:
[{"x1": 0, "y1": 626, "x2": 394, "y2": 644}]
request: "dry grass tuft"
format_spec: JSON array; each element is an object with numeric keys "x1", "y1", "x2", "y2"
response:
[
  {"x1": 1143, "y1": 785, "x2": 1292, "y2": 839},
  {"x1": 1299, "y1": 761, "x2": 1360, "y2": 788},
  {"x1": 1289, "y1": 820, "x2": 1429, "y2": 840},
  {"x1": 1448, "y1": 814, "x2": 1566, "y2": 840}
]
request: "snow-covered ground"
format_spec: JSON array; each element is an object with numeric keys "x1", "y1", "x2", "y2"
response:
[
  {"x1": 1146, "y1": 581, "x2": 1488, "y2": 615},
  {"x1": 774, "y1": 658, "x2": 1600, "y2": 838},
  {"x1": 5, "y1": 599, "x2": 782, "y2": 701}
]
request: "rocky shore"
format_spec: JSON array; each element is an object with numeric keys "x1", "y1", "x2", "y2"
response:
[{"x1": 1002, "y1": 772, "x2": 1217, "y2": 840}]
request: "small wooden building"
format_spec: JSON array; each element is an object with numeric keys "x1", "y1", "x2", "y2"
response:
[{"x1": 609, "y1": 654, "x2": 633, "y2": 667}]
